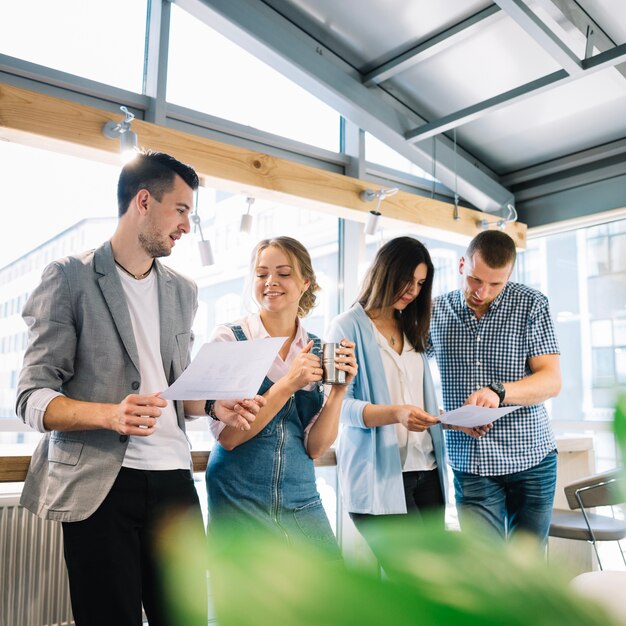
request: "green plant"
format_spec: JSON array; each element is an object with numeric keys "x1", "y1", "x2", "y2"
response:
[{"x1": 158, "y1": 513, "x2": 617, "y2": 626}]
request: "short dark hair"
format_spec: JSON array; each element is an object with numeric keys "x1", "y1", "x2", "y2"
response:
[
  {"x1": 466, "y1": 230, "x2": 517, "y2": 269},
  {"x1": 358, "y1": 236, "x2": 434, "y2": 352},
  {"x1": 117, "y1": 150, "x2": 200, "y2": 216}
]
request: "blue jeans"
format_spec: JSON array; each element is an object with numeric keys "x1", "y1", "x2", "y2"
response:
[{"x1": 453, "y1": 450, "x2": 557, "y2": 545}]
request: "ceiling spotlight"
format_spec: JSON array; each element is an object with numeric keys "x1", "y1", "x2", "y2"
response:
[
  {"x1": 103, "y1": 105, "x2": 138, "y2": 162},
  {"x1": 359, "y1": 187, "x2": 397, "y2": 235},
  {"x1": 191, "y1": 191, "x2": 215, "y2": 266},
  {"x1": 240, "y1": 196, "x2": 255, "y2": 234},
  {"x1": 197, "y1": 239, "x2": 215, "y2": 266},
  {"x1": 364, "y1": 210, "x2": 382, "y2": 235}
]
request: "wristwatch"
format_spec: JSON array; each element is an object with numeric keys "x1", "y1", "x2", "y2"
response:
[
  {"x1": 487, "y1": 382, "x2": 506, "y2": 406},
  {"x1": 204, "y1": 400, "x2": 219, "y2": 421}
]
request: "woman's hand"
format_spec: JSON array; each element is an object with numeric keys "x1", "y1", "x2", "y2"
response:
[
  {"x1": 214, "y1": 395, "x2": 266, "y2": 431},
  {"x1": 284, "y1": 340, "x2": 323, "y2": 393},
  {"x1": 333, "y1": 339, "x2": 358, "y2": 385},
  {"x1": 394, "y1": 405, "x2": 440, "y2": 432}
]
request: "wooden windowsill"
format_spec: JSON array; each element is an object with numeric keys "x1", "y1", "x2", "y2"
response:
[{"x1": 0, "y1": 448, "x2": 337, "y2": 483}]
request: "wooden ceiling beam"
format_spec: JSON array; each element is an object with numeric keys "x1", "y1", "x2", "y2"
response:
[{"x1": 0, "y1": 82, "x2": 526, "y2": 247}]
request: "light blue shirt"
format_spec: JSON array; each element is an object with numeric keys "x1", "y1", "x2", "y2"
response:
[{"x1": 327, "y1": 303, "x2": 447, "y2": 515}]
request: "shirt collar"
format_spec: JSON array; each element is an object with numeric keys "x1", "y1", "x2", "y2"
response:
[
  {"x1": 456, "y1": 282, "x2": 510, "y2": 317},
  {"x1": 250, "y1": 312, "x2": 308, "y2": 348}
]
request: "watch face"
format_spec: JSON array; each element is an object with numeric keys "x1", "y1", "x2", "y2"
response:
[{"x1": 489, "y1": 382, "x2": 505, "y2": 401}]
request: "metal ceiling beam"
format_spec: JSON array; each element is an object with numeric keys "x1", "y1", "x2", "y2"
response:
[
  {"x1": 405, "y1": 70, "x2": 566, "y2": 142},
  {"x1": 362, "y1": 5, "x2": 503, "y2": 86},
  {"x1": 406, "y1": 41, "x2": 626, "y2": 142},
  {"x1": 501, "y1": 138, "x2": 626, "y2": 186},
  {"x1": 512, "y1": 154, "x2": 626, "y2": 201},
  {"x1": 143, "y1": 0, "x2": 171, "y2": 124},
  {"x1": 492, "y1": 0, "x2": 582, "y2": 74},
  {"x1": 535, "y1": 0, "x2": 626, "y2": 80},
  {"x1": 175, "y1": 0, "x2": 514, "y2": 213}
]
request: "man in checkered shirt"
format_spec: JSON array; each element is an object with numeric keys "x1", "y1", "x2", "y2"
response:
[{"x1": 428, "y1": 230, "x2": 561, "y2": 545}]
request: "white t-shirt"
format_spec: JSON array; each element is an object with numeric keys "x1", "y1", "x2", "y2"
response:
[
  {"x1": 117, "y1": 268, "x2": 191, "y2": 470},
  {"x1": 371, "y1": 320, "x2": 436, "y2": 472}
]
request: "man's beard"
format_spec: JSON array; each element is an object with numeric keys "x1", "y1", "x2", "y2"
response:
[{"x1": 139, "y1": 229, "x2": 171, "y2": 258}]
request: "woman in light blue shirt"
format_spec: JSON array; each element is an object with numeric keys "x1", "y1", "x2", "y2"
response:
[{"x1": 326, "y1": 236, "x2": 446, "y2": 553}]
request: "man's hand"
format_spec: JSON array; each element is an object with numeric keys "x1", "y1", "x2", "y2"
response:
[
  {"x1": 394, "y1": 405, "x2": 440, "y2": 432},
  {"x1": 448, "y1": 424, "x2": 493, "y2": 438},
  {"x1": 465, "y1": 387, "x2": 500, "y2": 408},
  {"x1": 215, "y1": 395, "x2": 266, "y2": 431},
  {"x1": 110, "y1": 392, "x2": 166, "y2": 436}
]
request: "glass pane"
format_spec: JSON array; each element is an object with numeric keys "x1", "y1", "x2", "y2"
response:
[
  {"x1": 167, "y1": 6, "x2": 340, "y2": 151},
  {"x1": 0, "y1": 0, "x2": 148, "y2": 92},
  {"x1": 610, "y1": 233, "x2": 626, "y2": 272},
  {"x1": 1, "y1": 143, "x2": 339, "y2": 459},
  {"x1": 615, "y1": 320, "x2": 626, "y2": 345},
  {"x1": 616, "y1": 348, "x2": 626, "y2": 385},
  {"x1": 365, "y1": 133, "x2": 434, "y2": 180},
  {"x1": 592, "y1": 348, "x2": 615, "y2": 387},
  {"x1": 0, "y1": 143, "x2": 120, "y2": 456},
  {"x1": 591, "y1": 320, "x2": 613, "y2": 347},
  {"x1": 519, "y1": 217, "x2": 626, "y2": 422},
  {"x1": 587, "y1": 236, "x2": 609, "y2": 276}
]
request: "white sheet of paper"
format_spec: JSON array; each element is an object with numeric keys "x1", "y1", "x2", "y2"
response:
[
  {"x1": 161, "y1": 336, "x2": 287, "y2": 400},
  {"x1": 439, "y1": 404, "x2": 522, "y2": 428}
]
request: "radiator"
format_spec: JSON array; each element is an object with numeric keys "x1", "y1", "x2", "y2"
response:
[{"x1": 0, "y1": 495, "x2": 73, "y2": 626}]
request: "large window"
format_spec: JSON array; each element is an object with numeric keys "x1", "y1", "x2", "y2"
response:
[
  {"x1": 519, "y1": 219, "x2": 626, "y2": 422},
  {"x1": 167, "y1": 5, "x2": 340, "y2": 151},
  {"x1": 0, "y1": 143, "x2": 338, "y2": 452},
  {"x1": 1, "y1": 0, "x2": 148, "y2": 92}
]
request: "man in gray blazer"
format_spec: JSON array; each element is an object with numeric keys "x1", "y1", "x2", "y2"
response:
[{"x1": 16, "y1": 151, "x2": 262, "y2": 626}]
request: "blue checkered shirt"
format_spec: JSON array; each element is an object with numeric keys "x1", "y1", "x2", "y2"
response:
[{"x1": 428, "y1": 282, "x2": 559, "y2": 476}]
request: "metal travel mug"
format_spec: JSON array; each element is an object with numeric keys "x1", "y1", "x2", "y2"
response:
[{"x1": 322, "y1": 342, "x2": 346, "y2": 385}]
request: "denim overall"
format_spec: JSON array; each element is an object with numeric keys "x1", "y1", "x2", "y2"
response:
[{"x1": 206, "y1": 324, "x2": 340, "y2": 558}]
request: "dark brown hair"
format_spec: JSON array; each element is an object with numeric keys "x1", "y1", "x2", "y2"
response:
[
  {"x1": 358, "y1": 236, "x2": 434, "y2": 352},
  {"x1": 117, "y1": 150, "x2": 199, "y2": 216},
  {"x1": 466, "y1": 230, "x2": 517, "y2": 269}
]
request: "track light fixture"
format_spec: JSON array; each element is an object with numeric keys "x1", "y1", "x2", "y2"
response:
[
  {"x1": 240, "y1": 197, "x2": 255, "y2": 234},
  {"x1": 102, "y1": 105, "x2": 138, "y2": 163},
  {"x1": 477, "y1": 202, "x2": 518, "y2": 231},
  {"x1": 359, "y1": 187, "x2": 398, "y2": 235},
  {"x1": 191, "y1": 190, "x2": 214, "y2": 266}
]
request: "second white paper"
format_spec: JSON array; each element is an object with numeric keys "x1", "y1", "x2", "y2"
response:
[
  {"x1": 439, "y1": 404, "x2": 522, "y2": 428},
  {"x1": 161, "y1": 336, "x2": 286, "y2": 400}
]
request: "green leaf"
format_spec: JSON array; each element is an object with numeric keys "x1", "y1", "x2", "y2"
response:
[
  {"x1": 159, "y1": 514, "x2": 618, "y2": 626},
  {"x1": 614, "y1": 393, "x2": 626, "y2": 496}
]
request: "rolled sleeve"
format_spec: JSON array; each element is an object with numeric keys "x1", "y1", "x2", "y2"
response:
[
  {"x1": 16, "y1": 261, "x2": 77, "y2": 422},
  {"x1": 24, "y1": 388, "x2": 64, "y2": 433}
]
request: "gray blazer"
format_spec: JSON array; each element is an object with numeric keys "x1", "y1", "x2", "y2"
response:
[{"x1": 16, "y1": 241, "x2": 198, "y2": 522}]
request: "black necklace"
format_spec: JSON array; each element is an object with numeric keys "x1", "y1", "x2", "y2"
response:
[{"x1": 115, "y1": 260, "x2": 154, "y2": 280}]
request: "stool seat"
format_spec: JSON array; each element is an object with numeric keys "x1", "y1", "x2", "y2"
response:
[{"x1": 550, "y1": 509, "x2": 626, "y2": 542}]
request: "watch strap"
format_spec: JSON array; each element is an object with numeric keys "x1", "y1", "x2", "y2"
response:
[{"x1": 204, "y1": 399, "x2": 219, "y2": 420}]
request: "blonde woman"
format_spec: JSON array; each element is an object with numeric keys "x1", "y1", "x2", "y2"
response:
[{"x1": 206, "y1": 236, "x2": 357, "y2": 557}]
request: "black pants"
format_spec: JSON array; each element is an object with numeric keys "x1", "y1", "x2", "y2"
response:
[
  {"x1": 350, "y1": 469, "x2": 445, "y2": 565},
  {"x1": 62, "y1": 467, "x2": 207, "y2": 626}
]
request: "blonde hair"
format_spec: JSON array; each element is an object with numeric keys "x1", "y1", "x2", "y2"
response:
[{"x1": 252, "y1": 237, "x2": 320, "y2": 317}]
